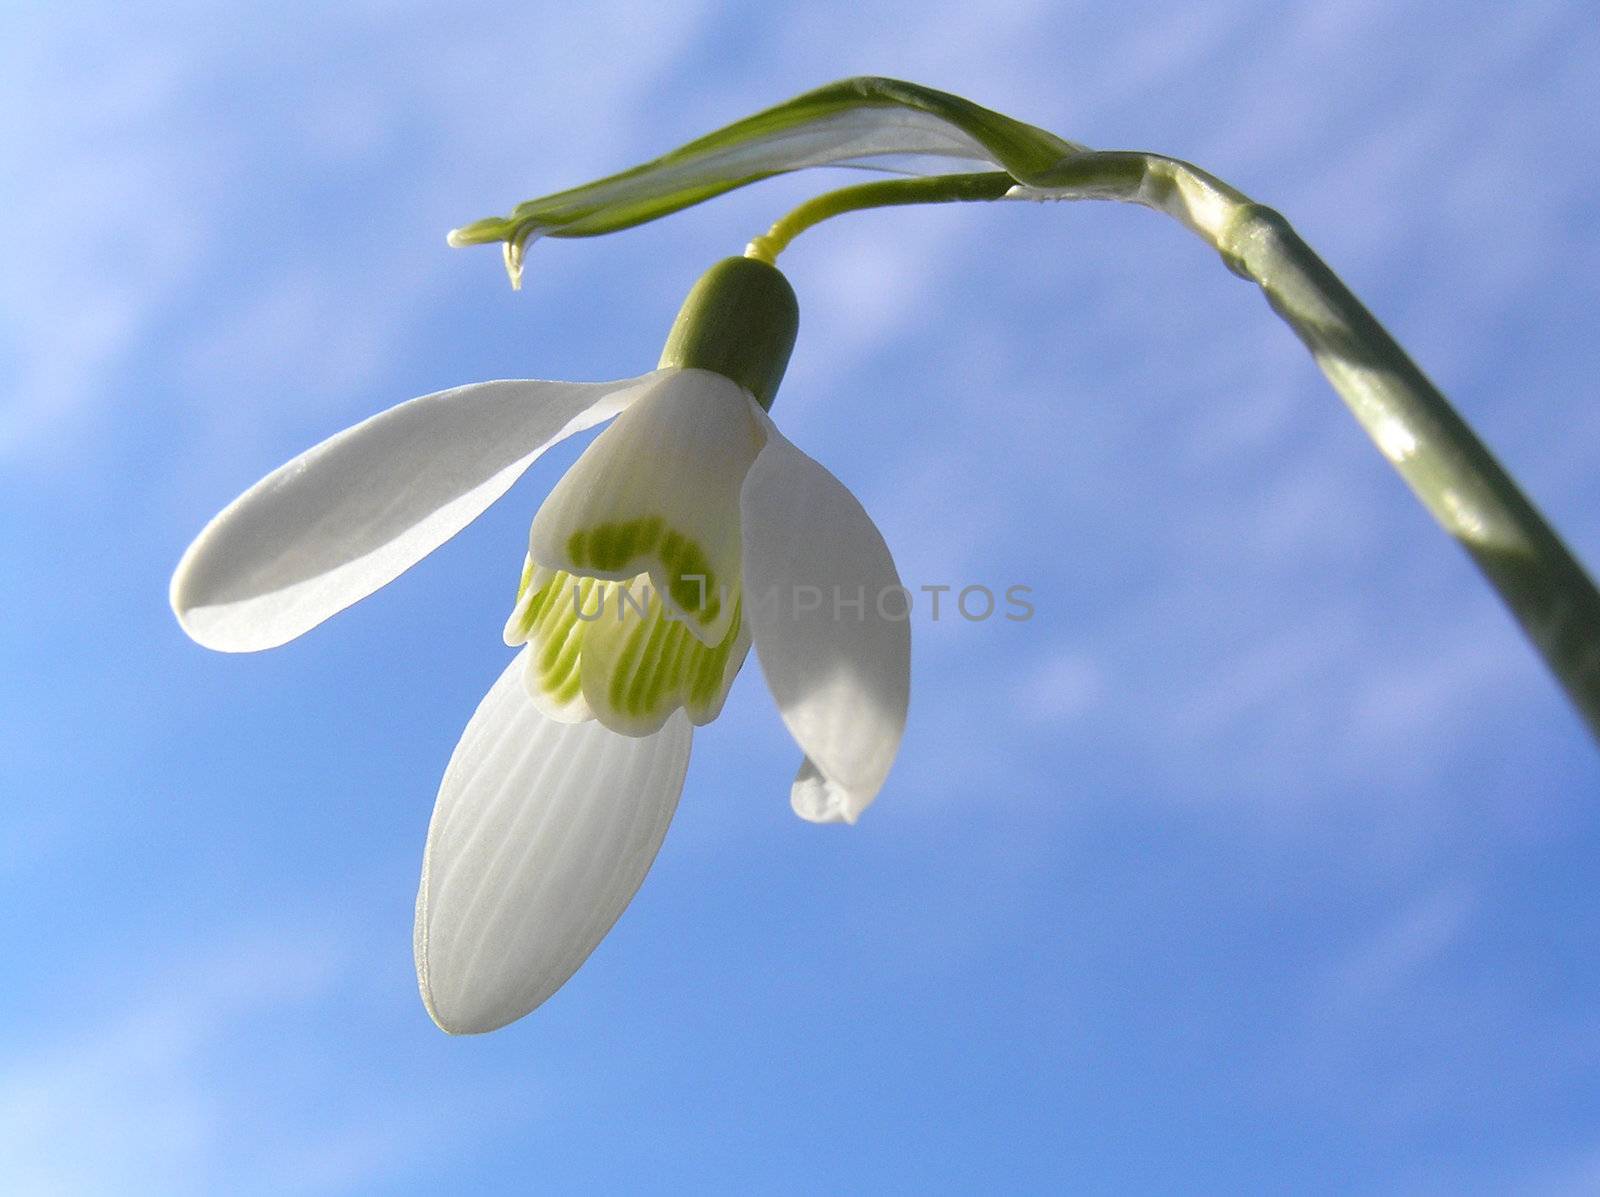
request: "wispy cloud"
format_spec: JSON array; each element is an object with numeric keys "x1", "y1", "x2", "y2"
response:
[
  {"x1": 2, "y1": 1, "x2": 719, "y2": 470},
  {"x1": 0, "y1": 10, "x2": 218, "y2": 461},
  {"x1": 1323, "y1": 881, "x2": 1478, "y2": 1012},
  {"x1": 9, "y1": 3, "x2": 1600, "y2": 1191},
  {"x1": 0, "y1": 924, "x2": 347, "y2": 1194}
]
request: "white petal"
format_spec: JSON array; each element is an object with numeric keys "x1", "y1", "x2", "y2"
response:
[
  {"x1": 529, "y1": 368, "x2": 765, "y2": 647},
  {"x1": 171, "y1": 372, "x2": 667, "y2": 652},
  {"x1": 739, "y1": 416, "x2": 910, "y2": 824},
  {"x1": 414, "y1": 650, "x2": 692, "y2": 1034},
  {"x1": 791, "y1": 757, "x2": 864, "y2": 825}
]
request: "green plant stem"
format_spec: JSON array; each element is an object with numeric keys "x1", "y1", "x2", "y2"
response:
[
  {"x1": 763, "y1": 153, "x2": 1600, "y2": 740},
  {"x1": 745, "y1": 173, "x2": 1017, "y2": 263}
]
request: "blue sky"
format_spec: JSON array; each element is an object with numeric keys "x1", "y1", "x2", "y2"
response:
[{"x1": 5, "y1": 1, "x2": 1600, "y2": 1192}]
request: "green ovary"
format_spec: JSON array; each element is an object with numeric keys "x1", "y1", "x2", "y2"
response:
[{"x1": 513, "y1": 564, "x2": 744, "y2": 730}]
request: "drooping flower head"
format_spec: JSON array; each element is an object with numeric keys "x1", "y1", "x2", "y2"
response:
[
  {"x1": 168, "y1": 75, "x2": 1081, "y2": 1033},
  {"x1": 504, "y1": 257, "x2": 796, "y2": 738},
  {"x1": 172, "y1": 255, "x2": 910, "y2": 1033}
]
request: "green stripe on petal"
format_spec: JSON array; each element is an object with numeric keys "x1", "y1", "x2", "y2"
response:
[
  {"x1": 513, "y1": 566, "x2": 750, "y2": 738},
  {"x1": 514, "y1": 572, "x2": 600, "y2": 724}
]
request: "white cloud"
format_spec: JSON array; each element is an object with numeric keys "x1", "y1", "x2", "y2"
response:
[
  {"x1": 1323, "y1": 880, "x2": 1477, "y2": 1012},
  {"x1": 1017, "y1": 647, "x2": 1105, "y2": 723},
  {"x1": 0, "y1": 15, "x2": 218, "y2": 461},
  {"x1": 0, "y1": 892, "x2": 549, "y2": 1197},
  {"x1": 0, "y1": 927, "x2": 345, "y2": 1195},
  {"x1": 1516, "y1": 1144, "x2": 1600, "y2": 1197},
  {"x1": 2, "y1": 1, "x2": 721, "y2": 470}
]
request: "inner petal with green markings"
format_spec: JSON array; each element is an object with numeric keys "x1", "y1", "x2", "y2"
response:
[
  {"x1": 529, "y1": 368, "x2": 765, "y2": 649},
  {"x1": 516, "y1": 367, "x2": 767, "y2": 736},
  {"x1": 505, "y1": 559, "x2": 748, "y2": 737}
]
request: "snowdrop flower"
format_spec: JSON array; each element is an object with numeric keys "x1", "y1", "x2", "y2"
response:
[{"x1": 171, "y1": 257, "x2": 909, "y2": 1033}]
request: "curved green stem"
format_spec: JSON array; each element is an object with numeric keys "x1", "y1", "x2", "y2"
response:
[
  {"x1": 1013, "y1": 151, "x2": 1600, "y2": 739},
  {"x1": 758, "y1": 150, "x2": 1600, "y2": 741},
  {"x1": 744, "y1": 172, "x2": 1016, "y2": 263}
]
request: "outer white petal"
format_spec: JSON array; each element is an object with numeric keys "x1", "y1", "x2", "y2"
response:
[
  {"x1": 739, "y1": 415, "x2": 910, "y2": 825},
  {"x1": 171, "y1": 371, "x2": 668, "y2": 652},
  {"x1": 414, "y1": 650, "x2": 692, "y2": 1034}
]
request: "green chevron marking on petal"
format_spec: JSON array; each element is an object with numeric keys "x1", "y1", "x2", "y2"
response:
[{"x1": 564, "y1": 520, "x2": 722, "y2": 631}]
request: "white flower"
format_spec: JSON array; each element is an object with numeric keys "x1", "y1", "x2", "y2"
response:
[{"x1": 170, "y1": 257, "x2": 909, "y2": 1034}]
